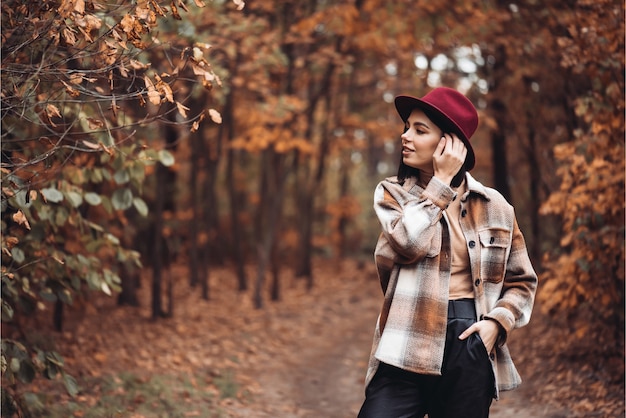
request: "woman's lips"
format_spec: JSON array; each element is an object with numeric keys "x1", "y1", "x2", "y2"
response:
[{"x1": 402, "y1": 146, "x2": 414, "y2": 156}]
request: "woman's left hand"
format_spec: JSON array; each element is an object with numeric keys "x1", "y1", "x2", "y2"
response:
[{"x1": 458, "y1": 320, "x2": 500, "y2": 353}]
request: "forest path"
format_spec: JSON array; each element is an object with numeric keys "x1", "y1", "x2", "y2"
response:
[
  {"x1": 50, "y1": 259, "x2": 620, "y2": 417},
  {"x1": 219, "y1": 260, "x2": 569, "y2": 418}
]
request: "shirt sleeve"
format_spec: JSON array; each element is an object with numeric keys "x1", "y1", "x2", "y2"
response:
[
  {"x1": 484, "y1": 216, "x2": 538, "y2": 343},
  {"x1": 373, "y1": 177, "x2": 456, "y2": 264}
]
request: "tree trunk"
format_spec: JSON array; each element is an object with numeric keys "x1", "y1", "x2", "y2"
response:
[
  {"x1": 490, "y1": 100, "x2": 511, "y2": 202},
  {"x1": 270, "y1": 238, "x2": 280, "y2": 301},
  {"x1": 53, "y1": 299, "x2": 63, "y2": 332},
  {"x1": 338, "y1": 164, "x2": 350, "y2": 258},
  {"x1": 225, "y1": 50, "x2": 248, "y2": 292},
  {"x1": 253, "y1": 149, "x2": 271, "y2": 308},
  {"x1": 117, "y1": 264, "x2": 140, "y2": 307},
  {"x1": 189, "y1": 134, "x2": 200, "y2": 288},
  {"x1": 152, "y1": 118, "x2": 178, "y2": 319},
  {"x1": 151, "y1": 162, "x2": 165, "y2": 320},
  {"x1": 254, "y1": 149, "x2": 286, "y2": 308},
  {"x1": 488, "y1": 45, "x2": 511, "y2": 201},
  {"x1": 525, "y1": 108, "x2": 542, "y2": 261},
  {"x1": 294, "y1": 55, "x2": 337, "y2": 286},
  {"x1": 200, "y1": 150, "x2": 220, "y2": 301}
]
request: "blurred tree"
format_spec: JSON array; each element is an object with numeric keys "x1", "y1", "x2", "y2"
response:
[
  {"x1": 536, "y1": 0, "x2": 625, "y2": 356},
  {"x1": 1, "y1": 0, "x2": 224, "y2": 411}
]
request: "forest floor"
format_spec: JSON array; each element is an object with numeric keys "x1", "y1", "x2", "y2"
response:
[{"x1": 20, "y1": 259, "x2": 624, "y2": 417}]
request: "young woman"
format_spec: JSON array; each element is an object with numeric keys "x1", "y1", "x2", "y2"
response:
[{"x1": 358, "y1": 87, "x2": 538, "y2": 418}]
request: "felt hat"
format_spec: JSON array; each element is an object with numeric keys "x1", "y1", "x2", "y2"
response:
[{"x1": 395, "y1": 87, "x2": 478, "y2": 170}]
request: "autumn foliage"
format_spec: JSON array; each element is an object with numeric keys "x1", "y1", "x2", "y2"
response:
[
  {"x1": 1, "y1": 0, "x2": 624, "y2": 415},
  {"x1": 1, "y1": 0, "x2": 225, "y2": 408},
  {"x1": 537, "y1": 0, "x2": 625, "y2": 354}
]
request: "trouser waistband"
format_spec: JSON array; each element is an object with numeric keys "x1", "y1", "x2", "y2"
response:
[{"x1": 448, "y1": 298, "x2": 476, "y2": 319}]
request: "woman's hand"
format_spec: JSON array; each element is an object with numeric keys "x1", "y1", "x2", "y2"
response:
[
  {"x1": 458, "y1": 319, "x2": 501, "y2": 353},
  {"x1": 432, "y1": 133, "x2": 467, "y2": 185}
]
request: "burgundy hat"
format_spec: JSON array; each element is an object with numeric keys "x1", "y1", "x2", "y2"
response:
[{"x1": 395, "y1": 87, "x2": 478, "y2": 170}]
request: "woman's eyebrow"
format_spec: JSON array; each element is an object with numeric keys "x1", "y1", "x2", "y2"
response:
[{"x1": 411, "y1": 121, "x2": 430, "y2": 129}]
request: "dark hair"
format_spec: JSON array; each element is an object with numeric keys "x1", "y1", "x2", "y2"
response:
[{"x1": 397, "y1": 106, "x2": 467, "y2": 188}]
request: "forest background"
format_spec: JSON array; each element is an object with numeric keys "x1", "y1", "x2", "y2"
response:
[{"x1": 1, "y1": 0, "x2": 624, "y2": 416}]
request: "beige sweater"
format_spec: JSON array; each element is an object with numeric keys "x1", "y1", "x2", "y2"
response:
[{"x1": 444, "y1": 180, "x2": 474, "y2": 300}]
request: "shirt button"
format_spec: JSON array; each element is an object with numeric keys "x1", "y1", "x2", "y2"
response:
[
  {"x1": 474, "y1": 278, "x2": 481, "y2": 287},
  {"x1": 461, "y1": 209, "x2": 467, "y2": 217},
  {"x1": 469, "y1": 240, "x2": 476, "y2": 248}
]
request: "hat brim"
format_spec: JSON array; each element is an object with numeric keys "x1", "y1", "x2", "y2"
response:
[{"x1": 395, "y1": 95, "x2": 475, "y2": 170}]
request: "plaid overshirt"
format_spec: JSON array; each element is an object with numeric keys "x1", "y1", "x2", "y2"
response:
[{"x1": 365, "y1": 173, "x2": 537, "y2": 397}]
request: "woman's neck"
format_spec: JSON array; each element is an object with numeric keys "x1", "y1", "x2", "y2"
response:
[{"x1": 417, "y1": 171, "x2": 434, "y2": 188}]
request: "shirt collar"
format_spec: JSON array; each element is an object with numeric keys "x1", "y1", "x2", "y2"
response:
[{"x1": 463, "y1": 172, "x2": 491, "y2": 202}]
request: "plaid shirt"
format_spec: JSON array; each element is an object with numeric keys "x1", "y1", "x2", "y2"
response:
[{"x1": 365, "y1": 173, "x2": 537, "y2": 397}]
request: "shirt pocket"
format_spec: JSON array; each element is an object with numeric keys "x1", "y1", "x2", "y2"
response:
[{"x1": 478, "y1": 228, "x2": 511, "y2": 283}]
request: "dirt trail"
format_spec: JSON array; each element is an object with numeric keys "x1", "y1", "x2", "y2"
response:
[
  {"x1": 220, "y1": 261, "x2": 569, "y2": 418},
  {"x1": 50, "y1": 260, "x2": 618, "y2": 417}
]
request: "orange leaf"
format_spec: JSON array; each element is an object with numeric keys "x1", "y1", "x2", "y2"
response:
[{"x1": 12, "y1": 211, "x2": 31, "y2": 230}]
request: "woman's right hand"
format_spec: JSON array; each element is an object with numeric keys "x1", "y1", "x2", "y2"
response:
[{"x1": 432, "y1": 133, "x2": 467, "y2": 185}]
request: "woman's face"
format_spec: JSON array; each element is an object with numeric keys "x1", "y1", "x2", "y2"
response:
[{"x1": 401, "y1": 108, "x2": 443, "y2": 173}]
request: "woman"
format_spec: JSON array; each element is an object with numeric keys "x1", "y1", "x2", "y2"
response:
[{"x1": 358, "y1": 87, "x2": 537, "y2": 418}]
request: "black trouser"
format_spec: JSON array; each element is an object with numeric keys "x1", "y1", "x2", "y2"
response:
[{"x1": 358, "y1": 299, "x2": 495, "y2": 418}]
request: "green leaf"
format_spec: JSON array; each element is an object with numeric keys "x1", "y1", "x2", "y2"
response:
[
  {"x1": 37, "y1": 205, "x2": 53, "y2": 221},
  {"x1": 11, "y1": 247, "x2": 25, "y2": 264},
  {"x1": 158, "y1": 149, "x2": 175, "y2": 166},
  {"x1": 105, "y1": 233, "x2": 120, "y2": 245},
  {"x1": 55, "y1": 207, "x2": 69, "y2": 226},
  {"x1": 132, "y1": 197, "x2": 149, "y2": 216},
  {"x1": 101, "y1": 281, "x2": 112, "y2": 296},
  {"x1": 139, "y1": 149, "x2": 159, "y2": 164},
  {"x1": 85, "y1": 220, "x2": 104, "y2": 232},
  {"x1": 71, "y1": 276, "x2": 81, "y2": 290},
  {"x1": 65, "y1": 191, "x2": 83, "y2": 208},
  {"x1": 39, "y1": 289, "x2": 57, "y2": 302},
  {"x1": 2, "y1": 300, "x2": 14, "y2": 322},
  {"x1": 129, "y1": 162, "x2": 146, "y2": 182},
  {"x1": 41, "y1": 187, "x2": 64, "y2": 203},
  {"x1": 17, "y1": 359, "x2": 36, "y2": 383},
  {"x1": 84, "y1": 192, "x2": 102, "y2": 206},
  {"x1": 101, "y1": 195, "x2": 113, "y2": 214},
  {"x1": 112, "y1": 188, "x2": 133, "y2": 211},
  {"x1": 44, "y1": 363, "x2": 59, "y2": 379},
  {"x1": 63, "y1": 373, "x2": 79, "y2": 397},
  {"x1": 103, "y1": 269, "x2": 121, "y2": 285},
  {"x1": 113, "y1": 169, "x2": 130, "y2": 185},
  {"x1": 13, "y1": 189, "x2": 32, "y2": 209},
  {"x1": 10, "y1": 358, "x2": 20, "y2": 373},
  {"x1": 86, "y1": 271, "x2": 100, "y2": 290},
  {"x1": 77, "y1": 254, "x2": 90, "y2": 267},
  {"x1": 23, "y1": 393, "x2": 44, "y2": 411},
  {"x1": 58, "y1": 289, "x2": 73, "y2": 305},
  {"x1": 46, "y1": 351, "x2": 64, "y2": 367},
  {"x1": 90, "y1": 168, "x2": 104, "y2": 183}
]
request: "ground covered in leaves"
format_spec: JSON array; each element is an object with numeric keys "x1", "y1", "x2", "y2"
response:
[{"x1": 19, "y1": 259, "x2": 625, "y2": 417}]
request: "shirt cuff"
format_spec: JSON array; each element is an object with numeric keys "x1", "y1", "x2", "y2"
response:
[{"x1": 421, "y1": 176, "x2": 457, "y2": 210}]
